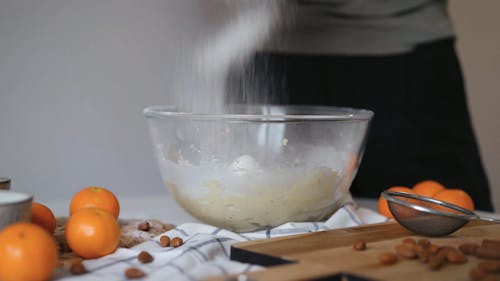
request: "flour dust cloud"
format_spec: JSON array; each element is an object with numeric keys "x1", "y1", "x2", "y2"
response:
[{"x1": 170, "y1": 0, "x2": 293, "y2": 114}]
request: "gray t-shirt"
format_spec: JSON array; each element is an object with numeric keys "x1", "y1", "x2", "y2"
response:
[{"x1": 265, "y1": 0, "x2": 454, "y2": 55}]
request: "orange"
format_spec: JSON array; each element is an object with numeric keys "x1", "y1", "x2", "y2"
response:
[
  {"x1": 378, "y1": 186, "x2": 415, "y2": 218},
  {"x1": 31, "y1": 202, "x2": 57, "y2": 234},
  {"x1": 433, "y1": 189, "x2": 475, "y2": 211},
  {"x1": 70, "y1": 186, "x2": 120, "y2": 218},
  {"x1": 65, "y1": 207, "x2": 121, "y2": 259},
  {"x1": 0, "y1": 222, "x2": 59, "y2": 281},
  {"x1": 412, "y1": 180, "x2": 446, "y2": 198}
]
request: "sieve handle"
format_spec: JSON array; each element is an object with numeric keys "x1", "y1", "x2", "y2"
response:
[{"x1": 477, "y1": 216, "x2": 500, "y2": 223}]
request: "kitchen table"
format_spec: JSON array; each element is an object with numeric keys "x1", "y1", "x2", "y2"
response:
[{"x1": 44, "y1": 195, "x2": 499, "y2": 281}]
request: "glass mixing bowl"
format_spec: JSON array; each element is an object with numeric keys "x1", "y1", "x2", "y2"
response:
[{"x1": 144, "y1": 105, "x2": 373, "y2": 232}]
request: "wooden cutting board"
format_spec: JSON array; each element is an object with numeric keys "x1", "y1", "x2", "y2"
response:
[{"x1": 206, "y1": 220, "x2": 500, "y2": 281}]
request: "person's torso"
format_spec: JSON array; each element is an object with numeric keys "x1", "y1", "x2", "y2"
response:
[{"x1": 265, "y1": 0, "x2": 454, "y2": 55}]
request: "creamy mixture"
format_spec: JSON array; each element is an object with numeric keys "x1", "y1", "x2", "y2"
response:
[{"x1": 160, "y1": 153, "x2": 350, "y2": 232}]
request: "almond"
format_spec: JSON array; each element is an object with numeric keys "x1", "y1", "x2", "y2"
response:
[
  {"x1": 125, "y1": 268, "x2": 146, "y2": 279},
  {"x1": 378, "y1": 252, "x2": 398, "y2": 265},
  {"x1": 138, "y1": 251, "x2": 154, "y2": 264},
  {"x1": 353, "y1": 240, "x2": 366, "y2": 251}
]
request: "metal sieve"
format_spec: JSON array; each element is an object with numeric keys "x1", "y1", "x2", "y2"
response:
[{"x1": 382, "y1": 191, "x2": 500, "y2": 237}]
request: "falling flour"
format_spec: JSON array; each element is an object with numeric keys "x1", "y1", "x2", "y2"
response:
[{"x1": 170, "y1": 0, "x2": 291, "y2": 114}]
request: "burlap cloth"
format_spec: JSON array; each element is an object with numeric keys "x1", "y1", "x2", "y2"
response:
[{"x1": 55, "y1": 217, "x2": 175, "y2": 266}]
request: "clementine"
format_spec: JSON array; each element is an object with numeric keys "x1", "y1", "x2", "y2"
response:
[
  {"x1": 433, "y1": 188, "x2": 475, "y2": 211},
  {"x1": 412, "y1": 180, "x2": 446, "y2": 198},
  {"x1": 378, "y1": 186, "x2": 415, "y2": 218},
  {"x1": 0, "y1": 222, "x2": 59, "y2": 281},
  {"x1": 70, "y1": 186, "x2": 120, "y2": 218},
  {"x1": 31, "y1": 202, "x2": 57, "y2": 234},
  {"x1": 65, "y1": 207, "x2": 121, "y2": 259}
]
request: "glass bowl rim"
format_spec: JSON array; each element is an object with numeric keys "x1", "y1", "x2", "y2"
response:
[{"x1": 143, "y1": 105, "x2": 374, "y2": 122}]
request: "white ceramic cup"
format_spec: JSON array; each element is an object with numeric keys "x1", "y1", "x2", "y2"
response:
[{"x1": 0, "y1": 190, "x2": 33, "y2": 230}]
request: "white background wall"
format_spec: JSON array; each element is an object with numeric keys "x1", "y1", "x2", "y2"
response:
[
  {"x1": 0, "y1": 1, "x2": 499, "y2": 210},
  {"x1": 449, "y1": 0, "x2": 500, "y2": 210},
  {"x1": 0, "y1": 0, "x2": 204, "y2": 202}
]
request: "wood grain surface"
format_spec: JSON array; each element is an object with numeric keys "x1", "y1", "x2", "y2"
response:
[{"x1": 206, "y1": 220, "x2": 500, "y2": 281}]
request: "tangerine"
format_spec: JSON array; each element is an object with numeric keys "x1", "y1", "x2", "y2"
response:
[
  {"x1": 70, "y1": 186, "x2": 120, "y2": 218},
  {"x1": 65, "y1": 207, "x2": 121, "y2": 259},
  {"x1": 433, "y1": 189, "x2": 475, "y2": 211},
  {"x1": 412, "y1": 180, "x2": 446, "y2": 198},
  {"x1": 0, "y1": 222, "x2": 59, "y2": 281},
  {"x1": 378, "y1": 186, "x2": 415, "y2": 218},
  {"x1": 31, "y1": 202, "x2": 57, "y2": 234}
]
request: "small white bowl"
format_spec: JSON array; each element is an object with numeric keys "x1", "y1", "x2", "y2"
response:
[{"x1": 0, "y1": 190, "x2": 33, "y2": 230}]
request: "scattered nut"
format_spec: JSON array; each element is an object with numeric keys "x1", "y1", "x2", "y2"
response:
[
  {"x1": 476, "y1": 247, "x2": 500, "y2": 260},
  {"x1": 171, "y1": 237, "x2": 184, "y2": 248},
  {"x1": 70, "y1": 261, "x2": 87, "y2": 275},
  {"x1": 402, "y1": 238, "x2": 416, "y2": 246},
  {"x1": 427, "y1": 255, "x2": 445, "y2": 270},
  {"x1": 125, "y1": 267, "x2": 146, "y2": 279},
  {"x1": 138, "y1": 251, "x2": 154, "y2": 264},
  {"x1": 429, "y1": 244, "x2": 440, "y2": 255},
  {"x1": 417, "y1": 239, "x2": 431, "y2": 248},
  {"x1": 414, "y1": 244, "x2": 431, "y2": 263},
  {"x1": 459, "y1": 243, "x2": 480, "y2": 256},
  {"x1": 446, "y1": 248, "x2": 467, "y2": 264},
  {"x1": 428, "y1": 247, "x2": 451, "y2": 270},
  {"x1": 353, "y1": 240, "x2": 366, "y2": 251},
  {"x1": 368, "y1": 235, "x2": 500, "y2": 277},
  {"x1": 378, "y1": 252, "x2": 398, "y2": 265},
  {"x1": 159, "y1": 235, "x2": 170, "y2": 247},
  {"x1": 394, "y1": 244, "x2": 417, "y2": 259},
  {"x1": 137, "y1": 221, "x2": 150, "y2": 232}
]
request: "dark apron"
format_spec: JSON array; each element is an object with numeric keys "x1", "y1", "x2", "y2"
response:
[{"x1": 226, "y1": 38, "x2": 493, "y2": 211}]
